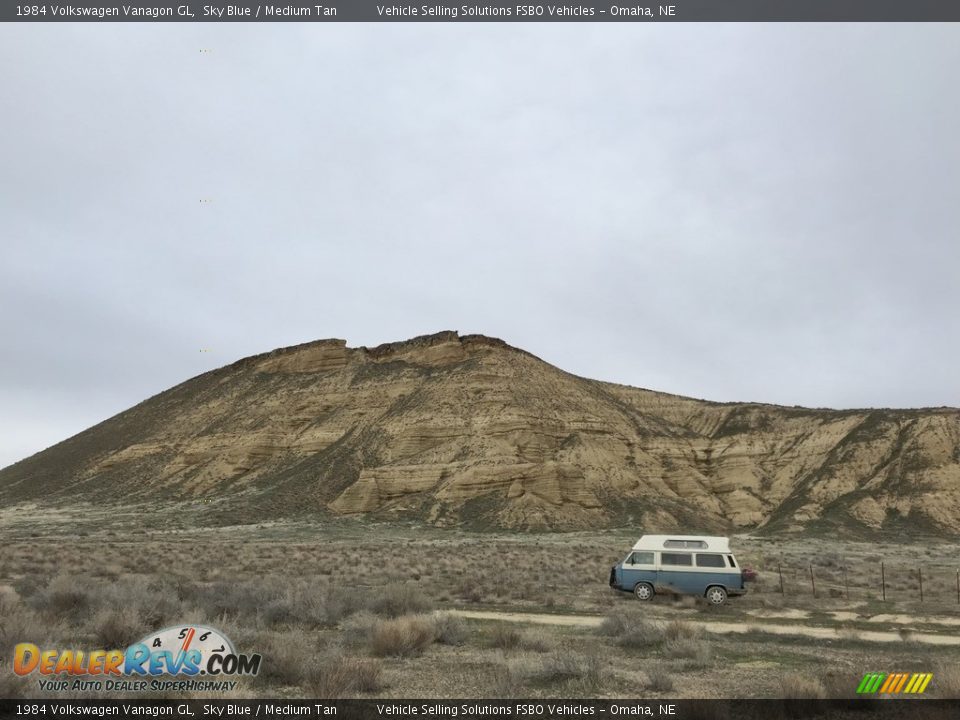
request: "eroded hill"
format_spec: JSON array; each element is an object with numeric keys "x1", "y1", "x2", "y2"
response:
[{"x1": 1, "y1": 331, "x2": 958, "y2": 534}]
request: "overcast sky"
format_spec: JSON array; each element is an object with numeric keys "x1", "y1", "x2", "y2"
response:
[{"x1": 1, "y1": 23, "x2": 958, "y2": 468}]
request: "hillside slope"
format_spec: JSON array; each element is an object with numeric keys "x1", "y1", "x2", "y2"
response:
[{"x1": 1, "y1": 331, "x2": 958, "y2": 534}]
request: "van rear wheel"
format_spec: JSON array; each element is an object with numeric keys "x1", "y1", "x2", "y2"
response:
[
  {"x1": 634, "y1": 583, "x2": 654, "y2": 601},
  {"x1": 705, "y1": 586, "x2": 727, "y2": 605}
]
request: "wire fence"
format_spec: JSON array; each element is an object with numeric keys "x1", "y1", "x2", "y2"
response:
[{"x1": 749, "y1": 558, "x2": 960, "y2": 604}]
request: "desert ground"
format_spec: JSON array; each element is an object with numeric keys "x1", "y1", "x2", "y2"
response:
[{"x1": 2, "y1": 500, "x2": 960, "y2": 700}]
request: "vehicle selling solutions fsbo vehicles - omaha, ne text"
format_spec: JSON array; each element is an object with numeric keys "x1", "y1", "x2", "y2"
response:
[{"x1": 609, "y1": 535, "x2": 748, "y2": 605}]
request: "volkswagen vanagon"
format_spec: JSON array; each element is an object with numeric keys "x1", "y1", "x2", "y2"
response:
[{"x1": 609, "y1": 535, "x2": 747, "y2": 605}]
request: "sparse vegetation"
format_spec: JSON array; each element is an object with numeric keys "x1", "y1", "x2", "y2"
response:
[
  {"x1": 369, "y1": 615, "x2": 436, "y2": 657},
  {"x1": 780, "y1": 674, "x2": 827, "y2": 699},
  {"x1": 3, "y1": 509, "x2": 960, "y2": 700},
  {"x1": 433, "y1": 613, "x2": 468, "y2": 645},
  {"x1": 646, "y1": 668, "x2": 674, "y2": 692},
  {"x1": 302, "y1": 656, "x2": 383, "y2": 697},
  {"x1": 616, "y1": 620, "x2": 666, "y2": 649}
]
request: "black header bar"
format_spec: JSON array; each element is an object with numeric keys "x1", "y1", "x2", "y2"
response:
[{"x1": 2, "y1": 0, "x2": 959, "y2": 22}]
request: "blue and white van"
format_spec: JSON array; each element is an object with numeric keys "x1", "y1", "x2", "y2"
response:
[{"x1": 609, "y1": 535, "x2": 747, "y2": 605}]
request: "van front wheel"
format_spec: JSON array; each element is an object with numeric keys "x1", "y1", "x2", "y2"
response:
[
  {"x1": 634, "y1": 583, "x2": 654, "y2": 601},
  {"x1": 705, "y1": 586, "x2": 727, "y2": 605}
]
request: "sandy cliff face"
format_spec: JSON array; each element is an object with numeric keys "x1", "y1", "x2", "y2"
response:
[{"x1": 1, "y1": 331, "x2": 957, "y2": 534}]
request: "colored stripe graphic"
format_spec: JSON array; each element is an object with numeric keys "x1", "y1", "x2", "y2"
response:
[
  {"x1": 879, "y1": 674, "x2": 896, "y2": 693},
  {"x1": 857, "y1": 672, "x2": 932, "y2": 694},
  {"x1": 857, "y1": 673, "x2": 885, "y2": 694}
]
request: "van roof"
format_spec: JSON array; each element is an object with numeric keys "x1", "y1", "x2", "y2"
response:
[{"x1": 632, "y1": 535, "x2": 731, "y2": 553}]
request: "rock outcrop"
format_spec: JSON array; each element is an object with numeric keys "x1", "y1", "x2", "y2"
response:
[{"x1": 1, "y1": 331, "x2": 957, "y2": 534}]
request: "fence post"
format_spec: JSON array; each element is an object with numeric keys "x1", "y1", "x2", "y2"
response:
[
  {"x1": 881, "y1": 561, "x2": 886, "y2": 602},
  {"x1": 919, "y1": 568, "x2": 923, "y2": 603},
  {"x1": 843, "y1": 566, "x2": 849, "y2": 600},
  {"x1": 809, "y1": 564, "x2": 817, "y2": 598},
  {"x1": 778, "y1": 563, "x2": 784, "y2": 594},
  {"x1": 956, "y1": 569, "x2": 959, "y2": 605}
]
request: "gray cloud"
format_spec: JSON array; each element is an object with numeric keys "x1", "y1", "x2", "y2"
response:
[{"x1": 1, "y1": 23, "x2": 958, "y2": 468}]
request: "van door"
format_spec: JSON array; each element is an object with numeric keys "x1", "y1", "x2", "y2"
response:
[
  {"x1": 657, "y1": 552, "x2": 696, "y2": 594},
  {"x1": 621, "y1": 550, "x2": 657, "y2": 591}
]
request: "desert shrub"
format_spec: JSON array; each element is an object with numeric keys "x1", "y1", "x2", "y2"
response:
[
  {"x1": 665, "y1": 639, "x2": 713, "y2": 669},
  {"x1": 369, "y1": 616, "x2": 436, "y2": 657},
  {"x1": 340, "y1": 611, "x2": 377, "y2": 646},
  {"x1": 489, "y1": 665, "x2": 521, "y2": 697},
  {"x1": 664, "y1": 620, "x2": 702, "y2": 642},
  {"x1": 820, "y1": 671, "x2": 854, "y2": 699},
  {"x1": 536, "y1": 652, "x2": 604, "y2": 688},
  {"x1": 351, "y1": 658, "x2": 384, "y2": 693},
  {"x1": 456, "y1": 581, "x2": 482, "y2": 604},
  {"x1": 599, "y1": 611, "x2": 632, "y2": 637},
  {"x1": 12, "y1": 575, "x2": 48, "y2": 601},
  {"x1": 780, "y1": 674, "x2": 827, "y2": 699},
  {"x1": 519, "y1": 630, "x2": 550, "y2": 653},
  {"x1": 28, "y1": 574, "x2": 92, "y2": 618},
  {"x1": 321, "y1": 587, "x2": 369, "y2": 625},
  {"x1": 256, "y1": 631, "x2": 313, "y2": 685},
  {"x1": 0, "y1": 597, "x2": 58, "y2": 657},
  {"x1": 616, "y1": 620, "x2": 665, "y2": 649},
  {"x1": 646, "y1": 668, "x2": 674, "y2": 692},
  {"x1": 187, "y1": 578, "x2": 275, "y2": 622},
  {"x1": 91, "y1": 607, "x2": 143, "y2": 648},
  {"x1": 302, "y1": 657, "x2": 383, "y2": 697},
  {"x1": 105, "y1": 576, "x2": 181, "y2": 629},
  {"x1": 489, "y1": 625, "x2": 523, "y2": 650},
  {"x1": 370, "y1": 584, "x2": 432, "y2": 618},
  {"x1": 934, "y1": 665, "x2": 960, "y2": 698},
  {"x1": 0, "y1": 672, "x2": 29, "y2": 700},
  {"x1": 434, "y1": 614, "x2": 468, "y2": 646}
]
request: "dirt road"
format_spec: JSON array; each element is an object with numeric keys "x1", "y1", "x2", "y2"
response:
[{"x1": 446, "y1": 608, "x2": 960, "y2": 646}]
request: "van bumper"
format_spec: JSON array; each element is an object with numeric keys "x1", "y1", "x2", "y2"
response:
[
  {"x1": 609, "y1": 565, "x2": 621, "y2": 590},
  {"x1": 728, "y1": 587, "x2": 748, "y2": 597}
]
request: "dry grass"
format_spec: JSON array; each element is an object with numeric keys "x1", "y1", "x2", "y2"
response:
[
  {"x1": 664, "y1": 620, "x2": 702, "y2": 641},
  {"x1": 0, "y1": 671, "x2": 30, "y2": 700},
  {"x1": 616, "y1": 620, "x2": 666, "y2": 649},
  {"x1": 0, "y1": 596, "x2": 60, "y2": 657},
  {"x1": 370, "y1": 584, "x2": 433, "y2": 618},
  {"x1": 369, "y1": 615, "x2": 436, "y2": 657},
  {"x1": 91, "y1": 606, "x2": 143, "y2": 648},
  {"x1": 302, "y1": 656, "x2": 383, "y2": 697},
  {"x1": 665, "y1": 638, "x2": 713, "y2": 669},
  {"x1": 489, "y1": 625, "x2": 523, "y2": 650},
  {"x1": 933, "y1": 665, "x2": 960, "y2": 698},
  {"x1": 535, "y1": 652, "x2": 606, "y2": 691},
  {"x1": 599, "y1": 611, "x2": 632, "y2": 636},
  {"x1": 646, "y1": 668, "x2": 675, "y2": 692},
  {"x1": 5, "y1": 513, "x2": 960, "y2": 700},
  {"x1": 256, "y1": 631, "x2": 313, "y2": 686},
  {"x1": 780, "y1": 674, "x2": 827, "y2": 699},
  {"x1": 433, "y1": 613, "x2": 468, "y2": 646}
]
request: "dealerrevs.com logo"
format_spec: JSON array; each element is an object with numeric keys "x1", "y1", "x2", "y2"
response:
[{"x1": 14, "y1": 624, "x2": 261, "y2": 693}]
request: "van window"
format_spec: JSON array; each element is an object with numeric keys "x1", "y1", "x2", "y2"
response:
[
  {"x1": 627, "y1": 551, "x2": 654, "y2": 565},
  {"x1": 664, "y1": 539, "x2": 708, "y2": 549},
  {"x1": 727, "y1": 555, "x2": 737, "y2": 568},
  {"x1": 696, "y1": 554, "x2": 725, "y2": 568},
  {"x1": 660, "y1": 552, "x2": 693, "y2": 566}
]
